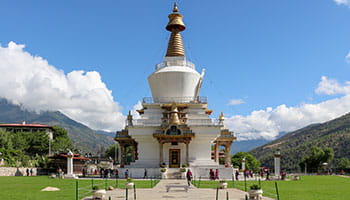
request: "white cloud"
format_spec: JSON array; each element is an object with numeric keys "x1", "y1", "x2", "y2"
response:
[
  {"x1": 225, "y1": 76, "x2": 350, "y2": 140},
  {"x1": 0, "y1": 41, "x2": 125, "y2": 131},
  {"x1": 130, "y1": 101, "x2": 142, "y2": 120},
  {"x1": 346, "y1": 52, "x2": 350, "y2": 63},
  {"x1": 334, "y1": 0, "x2": 350, "y2": 6},
  {"x1": 315, "y1": 76, "x2": 350, "y2": 95},
  {"x1": 228, "y1": 99, "x2": 245, "y2": 106}
]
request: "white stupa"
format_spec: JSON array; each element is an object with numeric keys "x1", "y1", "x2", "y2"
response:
[{"x1": 116, "y1": 3, "x2": 236, "y2": 178}]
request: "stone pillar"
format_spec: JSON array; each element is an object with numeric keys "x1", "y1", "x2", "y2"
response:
[
  {"x1": 159, "y1": 142, "x2": 164, "y2": 166},
  {"x1": 65, "y1": 150, "x2": 76, "y2": 179},
  {"x1": 225, "y1": 143, "x2": 231, "y2": 167},
  {"x1": 242, "y1": 157, "x2": 246, "y2": 171},
  {"x1": 274, "y1": 150, "x2": 281, "y2": 178},
  {"x1": 185, "y1": 141, "x2": 189, "y2": 164},
  {"x1": 214, "y1": 143, "x2": 219, "y2": 163}
]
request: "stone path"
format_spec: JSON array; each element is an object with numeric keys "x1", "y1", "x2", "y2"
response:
[{"x1": 83, "y1": 179, "x2": 274, "y2": 200}]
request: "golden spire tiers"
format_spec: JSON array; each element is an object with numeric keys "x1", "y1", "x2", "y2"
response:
[{"x1": 166, "y1": 3, "x2": 186, "y2": 57}]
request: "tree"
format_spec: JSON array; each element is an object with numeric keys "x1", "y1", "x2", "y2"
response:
[
  {"x1": 51, "y1": 126, "x2": 73, "y2": 153},
  {"x1": 299, "y1": 146, "x2": 334, "y2": 173},
  {"x1": 231, "y1": 152, "x2": 260, "y2": 172},
  {"x1": 105, "y1": 144, "x2": 119, "y2": 161},
  {"x1": 337, "y1": 157, "x2": 350, "y2": 169}
]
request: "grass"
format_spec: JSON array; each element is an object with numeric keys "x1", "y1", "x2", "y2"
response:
[
  {"x1": 0, "y1": 176, "x2": 160, "y2": 200},
  {"x1": 193, "y1": 176, "x2": 350, "y2": 200}
]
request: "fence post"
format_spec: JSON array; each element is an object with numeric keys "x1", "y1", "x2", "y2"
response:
[
  {"x1": 275, "y1": 181, "x2": 280, "y2": 200},
  {"x1": 116, "y1": 177, "x2": 118, "y2": 188},
  {"x1": 75, "y1": 180, "x2": 78, "y2": 200},
  {"x1": 232, "y1": 174, "x2": 235, "y2": 188},
  {"x1": 105, "y1": 178, "x2": 108, "y2": 190},
  {"x1": 198, "y1": 176, "x2": 201, "y2": 188},
  {"x1": 226, "y1": 191, "x2": 229, "y2": 200},
  {"x1": 245, "y1": 194, "x2": 248, "y2": 200},
  {"x1": 244, "y1": 174, "x2": 247, "y2": 192},
  {"x1": 258, "y1": 178, "x2": 261, "y2": 188},
  {"x1": 91, "y1": 178, "x2": 94, "y2": 190},
  {"x1": 126, "y1": 187, "x2": 128, "y2": 200},
  {"x1": 150, "y1": 176, "x2": 153, "y2": 187},
  {"x1": 216, "y1": 187, "x2": 219, "y2": 200},
  {"x1": 133, "y1": 184, "x2": 136, "y2": 200}
]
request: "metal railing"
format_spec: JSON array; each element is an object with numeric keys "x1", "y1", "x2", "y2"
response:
[
  {"x1": 142, "y1": 96, "x2": 208, "y2": 104},
  {"x1": 155, "y1": 60, "x2": 195, "y2": 71},
  {"x1": 187, "y1": 119, "x2": 220, "y2": 126},
  {"x1": 133, "y1": 118, "x2": 219, "y2": 127}
]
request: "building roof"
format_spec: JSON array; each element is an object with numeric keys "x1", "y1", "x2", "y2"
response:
[
  {"x1": 0, "y1": 123, "x2": 53, "y2": 129},
  {"x1": 50, "y1": 153, "x2": 90, "y2": 161}
]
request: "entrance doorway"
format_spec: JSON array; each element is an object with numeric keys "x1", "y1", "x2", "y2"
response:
[{"x1": 169, "y1": 149, "x2": 180, "y2": 168}]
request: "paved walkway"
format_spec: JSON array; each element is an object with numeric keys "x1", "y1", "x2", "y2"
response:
[{"x1": 83, "y1": 179, "x2": 274, "y2": 200}]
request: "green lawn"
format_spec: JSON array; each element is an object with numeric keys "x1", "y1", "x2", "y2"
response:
[
  {"x1": 0, "y1": 176, "x2": 159, "y2": 200},
  {"x1": 193, "y1": 176, "x2": 350, "y2": 200}
]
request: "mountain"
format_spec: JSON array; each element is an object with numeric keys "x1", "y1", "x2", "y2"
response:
[
  {"x1": 249, "y1": 113, "x2": 350, "y2": 171},
  {"x1": 0, "y1": 98, "x2": 115, "y2": 154},
  {"x1": 96, "y1": 130, "x2": 115, "y2": 137},
  {"x1": 231, "y1": 132, "x2": 287, "y2": 154}
]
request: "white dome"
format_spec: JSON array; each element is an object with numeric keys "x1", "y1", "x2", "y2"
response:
[{"x1": 148, "y1": 58, "x2": 201, "y2": 103}]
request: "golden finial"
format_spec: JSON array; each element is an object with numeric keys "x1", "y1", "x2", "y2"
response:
[
  {"x1": 219, "y1": 112, "x2": 225, "y2": 121},
  {"x1": 173, "y1": 2, "x2": 178, "y2": 12},
  {"x1": 165, "y1": 3, "x2": 186, "y2": 57}
]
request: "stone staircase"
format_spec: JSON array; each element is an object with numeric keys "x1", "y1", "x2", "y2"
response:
[{"x1": 165, "y1": 168, "x2": 183, "y2": 179}]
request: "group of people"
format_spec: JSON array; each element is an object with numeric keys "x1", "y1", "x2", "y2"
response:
[
  {"x1": 26, "y1": 168, "x2": 33, "y2": 176},
  {"x1": 209, "y1": 169, "x2": 219, "y2": 180}
]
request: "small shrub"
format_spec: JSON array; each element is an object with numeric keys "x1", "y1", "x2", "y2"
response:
[
  {"x1": 219, "y1": 180, "x2": 227, "y2": 183},
  {"x1": 249, "y1": 184, "x2": 261, "y2": 190},
  {"x1": 126, "y1": 178, "x2": 133, "y2": 183},
  {"x1": 181, "y1": 163, "x2": 188, "y2": 168},
  {"x1": 160, "y1": 168, "x2": 166, "y2": 173},
  {"x1": 180, "y1": 168, "x2": 186, "y2": 173},
  {"x1": 92, "y1": 185, "x2": 100, "y2": 190}
]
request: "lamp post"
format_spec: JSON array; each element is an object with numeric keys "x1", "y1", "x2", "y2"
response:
[{"x1": 274, "y1": 149, "x2": 281, "y2": 179}]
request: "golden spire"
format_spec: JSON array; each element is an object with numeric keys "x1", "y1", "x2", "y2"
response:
[{"x1": 166, "y1": 3, "x2": 186, "y2": 57}]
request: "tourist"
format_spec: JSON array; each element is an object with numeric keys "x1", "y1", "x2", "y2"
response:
[
  {"x1": 144, "y1": 168, "x2": 147, "y2": 179},
  {"x1": 26, "y1": 168, "x2": 29, "y2": 176},
  {"x1": 186, "y1": 169, "x2": 193, "y2": 186},
  {"x1": 30, "y1": 168, "x2": 33, "y2": 176},
  {"x1": 125, "y1": 169, "x2": 129, "y2": 179},
  {"x1": 281, "y1": 171, "x2": 286, "y2": 180},
  {"x1": 215, "y1": 169, "x2": 219, "y2": 180},
  {"x1": 259, "y1": 168, "x2": 264, "y2": 178},
  {"x1": 235, "y1": 170, "x2": 239, "y2": 181},
  {"x1": 209, "y1": 169, "x2": 214, "y2": 180},
  {"x1": 115, "y1": 169, "x2": 119, "y2": 178},
  {"x1": 265, "y1": 169, "x2": 270, "y2": 180}
]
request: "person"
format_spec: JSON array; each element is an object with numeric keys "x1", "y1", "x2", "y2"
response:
[
  {"x1": 58, "y1": 168, "x2": 63, "y2": 179},
  {"x1": 186, "y1": 169, "x2": 193, "y2": 186},
  {"x1": 265, "y1": 168, "x2": 270, "y2": 180},
  {"x1": 26, "y1": 168, "x2": 29, "y2": 176},
  {"x1": 143, "y1": 168, "x2": 147, "y2": 179},
  {"x1": 209, "y1": 169, "x2": 214, "y2": 180},
  {"x1": 30, "y1": 168, "x2": 33, "y2": 176},
  {"x1": 281, "y1": 171, "x2": 286, "y2": 180},
  {"x1": 235, "y1": 170, "x2": 239, "y2": 181},
  {"x1": 215, "y1": 169, "x2": 219, "y2": 180},
  {"x1": 125, "y1": 169, "x2": 129, "y2": 179},
  {"x1": 115, "y1": 169, "x2": 119, "y2": 178}
]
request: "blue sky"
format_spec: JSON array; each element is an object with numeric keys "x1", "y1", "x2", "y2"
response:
[{"x1": 1, "y1": 0, "x2": 350, "y2": 139}]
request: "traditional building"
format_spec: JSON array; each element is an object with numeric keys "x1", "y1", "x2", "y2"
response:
[{"x1": 115, "y1": 4, "x2": 236, "y2": 178}]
